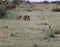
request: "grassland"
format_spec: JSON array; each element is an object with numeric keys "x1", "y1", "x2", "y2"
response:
[{"x1": 0, "y1": 3, "x2": 60, "y2": 47}]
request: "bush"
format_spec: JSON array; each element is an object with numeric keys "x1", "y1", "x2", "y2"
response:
[
  {"x1": 25, "y1": 8, "x2": 32, "y2": 12},
  {"x1": 47, "y1": 32, "x2": 54, "y2": 37},
  {"x1": 12, "y1": 1, "x2": 19, "y2": 6},
  {"x1": 26, "y1": 9, "x2": 32, "y2": 11},
  {"x1": 0, "y1": 5, "x2": 7, "y2": 19},
  {"x1": 54, "y1": 30, "x2": 60, "y2": 34},
  {"x1": 32, "y1": 43, "x2": 39, "y2": 47},
  {"x1": 45, "y1": 32, "x2": 55, "y2": 39},
  {"x1": 52, "y1": 8, "x2": 60, "y2": 12},
  {"x1": 6, "y1": 3, "x2": 16, "y2": 10}
]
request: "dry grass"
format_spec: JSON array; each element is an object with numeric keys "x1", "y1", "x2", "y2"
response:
[{"x1": 0, "y1": 3, "x2": 60, "y2": 47}]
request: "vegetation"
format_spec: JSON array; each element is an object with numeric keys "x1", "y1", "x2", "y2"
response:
[
  {"x1": 25, "y1": 8, "x2": 33, "y2": 12},
  {"x1": 0, "y1": 1, "x2": 60, "y2": 47},
  {"x1": 0, "y1": 5, "x2": 7, "y2": 19},
  {"x1": 26, "y1": 9, "x2": 32, "y2": 12},
  {"x1": 45, "y1": 31, "x2": 55, "y2": 39},
  {"x1": 52, "y1": 8, "x2": 60, "y2": 12},
  {"x1": 12, "y1": 1, "x2": 20, "y2": 6}
]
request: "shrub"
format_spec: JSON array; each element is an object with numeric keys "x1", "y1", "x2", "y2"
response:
[
  {"x1": 45, "y1": 32, "x2": 55, "y2": 39},
  {"x1": 0, "y1": 5, "x2": 7, "y2": 19},
  {"x1": 26, "y1": 9, "x2": 32, "y2": 12},
  {"x1": 12, "y1": 1, "x2": 19, "y2": 6},
  {"x1": 47, "y1": 32, "x2": 54, "y2": 37},
  {"x1": 52, "y1": 8, "x2": 60, "y2": 12},
  {"x1": 32, "y1": 43, "x2": 39, "y2": 47},
  {"x1": 40, "y1": 23, "x2": 48, "y2": 25},
  {"x1": 10, "y1": 33, "x2": 17, "y2": 37},
  {"x1": 6, "y1": 3, "x2": 16, "y2": 10},
  {"x1": 54, "y1": 30, "x2": 60, "y2": 34}
]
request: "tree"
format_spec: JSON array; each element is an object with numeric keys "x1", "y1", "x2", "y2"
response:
[
  {"x1": 43, "y1": 0, "x2": 49, "y2": 3},
  {"x1": 13, "y1": 0, "x2": 25, "y2": 2}
]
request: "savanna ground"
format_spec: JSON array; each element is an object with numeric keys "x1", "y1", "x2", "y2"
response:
[{"x1": 0, "y1": 3, "x2": 60, "y2": 47}]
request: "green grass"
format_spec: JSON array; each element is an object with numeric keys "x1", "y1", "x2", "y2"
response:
[
  {"x1": 7, "y1": 12, "x2": 17, "y2": 20},
  {"x1": 0, "y1": 3, "x2": 60, "y2": 47},
  {"x1": 25, "y1": 8, "x2": 33, "y2": 12},
  {"x1": 44, "y1": 31, "x2": 55, "y2": 39}
]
